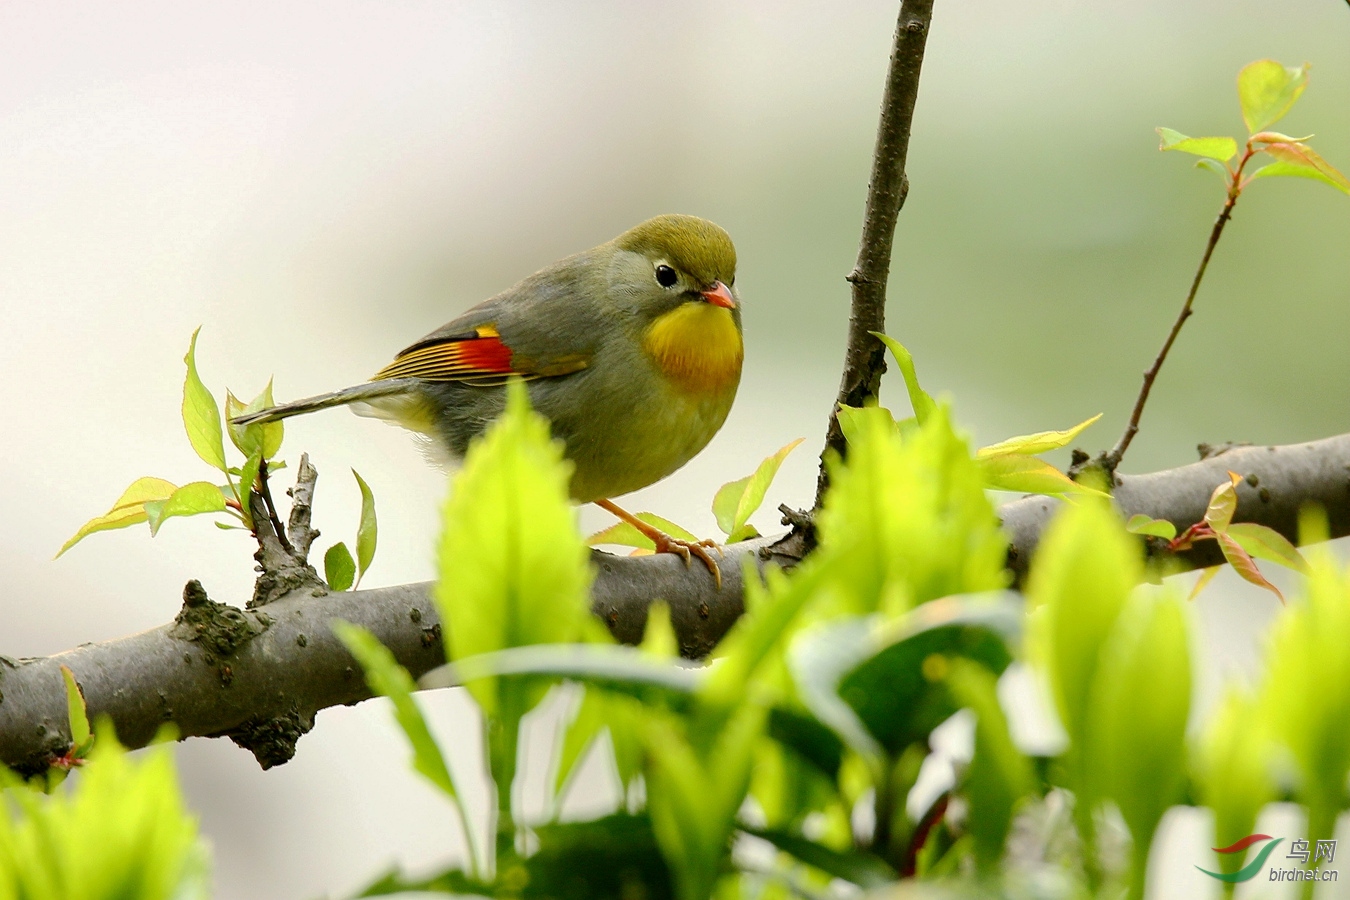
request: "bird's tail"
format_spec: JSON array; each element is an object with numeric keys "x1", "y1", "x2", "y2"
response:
[{"x1": 230, "y1": 378, "x2": 421, "y2": 426}]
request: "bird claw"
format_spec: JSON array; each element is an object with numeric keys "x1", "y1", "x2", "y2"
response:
[
  {"x1": 593, "y1": 498, "x2": 724, "y2": 589},
  {"x1": 649, "y1": 534, "x2": 724, "y2": 590}
]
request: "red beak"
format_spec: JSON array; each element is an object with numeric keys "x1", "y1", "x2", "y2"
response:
[{"x1": 700, "y1": 280, "x2": 736, "y2": 309}]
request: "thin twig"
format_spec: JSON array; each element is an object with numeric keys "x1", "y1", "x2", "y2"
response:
[
  {"x1": 1105, "y1": 146, "x2": 1257, "y2": 469},
  {"x1": 813, "y1": 0, "x2": 935, "y2": 511},
  {"x1": 257, "y1": 457, "x2": 295, "y2": 558}
]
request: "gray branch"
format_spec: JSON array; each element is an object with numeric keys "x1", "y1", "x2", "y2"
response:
[
  {"x1": 3, "y1": 433, "x2": 1348, "y2": 774},
  {"x1": 814, "y1": 0, "x2": 935, "y2": 509}
]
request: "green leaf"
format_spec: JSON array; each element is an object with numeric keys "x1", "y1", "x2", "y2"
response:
[
  {"x1": 703, "y1": 562, "x2": 829, "y2": 707},
  {"x1": 946, "y1": 658, "x2": 1034, "y2": 874},
  {"x1": 325, "y1": 542, "x2": 356, "y2": 592},
  {"x1": 1237, "y1": 59, "x2": 1308, "y2": 133},
  {"x1": 1202, "y1": 472, "x2": 1241, "y2": 533},
  {"x1": 976, "y1": 413, "x2": 1102, "y2": 459},
  {"x1": 60, "y1": 664, "x2": 91, "y2": 751},
  {"x1": 225, "y1": 380, "x2": 284, "y2": 461},
  {"x1": 1216, "y1": 532, "x2": 1284, "y2": 603},
  {"x1": 555, "y1": 687, "x2": 606, "y2": 800},
  {"x1": 1188, "y1": 566, "x2": 1221, "y2": 601},
  {"x1": 419, "y1": 644, "x2": 702, "y2": 697},
  {"x1": 1194, "y1": 689, "x2": 1277, "y2": 881},
  {"x1": 0, "y1": 726, "x2": 210, "y2": 900},
  {"x1": 1194, "y1": 158, "x2": 1230, "y2": 181},
  {"x1": 835, "y1": 595, "x2": 1021, "y2": 756},
  {"x1": 639, "y1": 601, "x2": 680, "y2": 660},
  {"x1": 181, "y1": 327, "x2": 227, "y2": 472},
  {"x1": 1125, "y1": 514, "x2": 1177, "y2": 540},
  {"x1": 235, "y1": 448, "x2": 262, "y2": 528},
  {"x1": 1249, "y1": 142, "x2": 1350, "y2": 194},
  {"x1": 587, "y1": 512, "x2": 699, "y2": 550},
  {"x1": 436, "y1": 380, "x2": 600, "y2": 714},
  {"x1": 765, "y1": 706, "x2": 845, "y2": 782},
  {"x1": 836, "y1": 404, "x2": 898, "y2": 450},
  {"x1": 1248, "y1": 161, "x2": 1350, "y2": 194},
  {"x1": 1255, "y1": 556, "x2": 1350, "y2": 858},
  {"x1": 977, "y1": 453, "x2": 1108, "y2": 496},
  {"x1": 870, "y1": 331, "x2": 935, "y2": 424},
  {"x1": 331, "y1": 621, "x2": 478, "y2": 876},
  {"x1": 740, "y1": 825, "x2": 895, "y2": 887},
  {"x1": 788, "y1": 619, "x2": 884, "y2": 768},
  {"x1": 355, "y1": 867, "x2": 486, "y2": 897},
  {"x1": 359, "y1": 814, "x2": 670, "y2": 899},
  {"x1": 817, "y1": 403, "x2": 1009, "y2": 617},
  {"x1": 1156, "y1": 127, "x2": 1238, "y2": 162},
  {"x1": 57, "y1": 476, "x2": 178, "y2": 556},
  {"x1": 145, "y1": 481, "x2": 228, "y2": 536},
  {"x1": 790, "y1": 595, "x2": 1021, "y2": 766},
  {"x1": 1249, "y1": 130, "x2": 1315, "y2": 144},
  {"x1": 711, "y1": 438, "x2": 804, "y2": 538},
  {"x1": 1225, "y1": 522, "x2": 1309, "y2": 574},
  {"x1": 555, "y1": 689, "x2": 645, "y2": 802},
  {"x1": 1026, "y1": 499, "x2": 1140, "y2": 764},
  {"x1": 353, "y1": 469, "x2": 378, "y2": 586},
  {"x1": 518, "y1": 814, "x2": 671, "y2": 900},
  {"x1": 644, "y1": 704, "x2": 764, "y2": 900},
  {"x1": 1087, "y1": 591, "x2": 1191, "y2": 886}
]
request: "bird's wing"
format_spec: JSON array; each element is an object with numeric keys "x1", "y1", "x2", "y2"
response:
[
  {"x1": 372, "y1": 258, "x2": 604, "y2": 386},
  {"x1": 371, "y1": 323, "x2": 580, "y2": 386}
]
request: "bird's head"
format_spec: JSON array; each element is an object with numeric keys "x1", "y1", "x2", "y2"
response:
[
  {"x1": 605, "y1": 215, "x2": 743, "y2": 396},
  {"x1": 607, "y1": 214, "x2": 739, "y2": 323}
]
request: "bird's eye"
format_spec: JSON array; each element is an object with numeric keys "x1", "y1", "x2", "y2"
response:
[{"x1": 654, "y1": 264, "x2": 678, "y2": 288}]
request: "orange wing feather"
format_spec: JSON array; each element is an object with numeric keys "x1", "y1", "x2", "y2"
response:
[{"x1": 372, "y1": 325, "x2": 524, "y2": 385}]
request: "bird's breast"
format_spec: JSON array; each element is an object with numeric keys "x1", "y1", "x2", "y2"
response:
[{"x1": 641, "y1": 302, "x2": 743, "y2": 396}]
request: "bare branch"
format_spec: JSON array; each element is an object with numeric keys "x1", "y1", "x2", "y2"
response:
[
  {"x1": 1105, "y1": 148, "x2": 1258, "y2": 470},
  {"x1": 248, "y1": 453, "x2": 326, "y2": 608},
  {"x1": 814, "y1": 0, "x2": 935, "y2": 510}
]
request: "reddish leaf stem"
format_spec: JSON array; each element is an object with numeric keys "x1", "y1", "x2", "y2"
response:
[{"x1": 1105, "y1": 146, "x2": 1258, "y2": 470}]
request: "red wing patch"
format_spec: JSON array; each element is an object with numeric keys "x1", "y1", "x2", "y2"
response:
[{"x1": 373, "y1": 325, "x2": 521, "y2": 384}]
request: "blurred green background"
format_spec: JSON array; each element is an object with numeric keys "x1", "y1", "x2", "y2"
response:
[{"x1": 2, "y1": 1, "x2": 1347, "y2": 897}]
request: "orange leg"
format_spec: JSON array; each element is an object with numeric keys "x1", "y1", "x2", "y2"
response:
[{"x1": 594, "y1": 498, "x2": 723, "y2": 590}]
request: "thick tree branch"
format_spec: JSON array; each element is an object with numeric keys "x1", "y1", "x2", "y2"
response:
[
  {"x1": 4, "y1": 433, "x2": 1348, "y2": 774},
  {"x1": 814, "y1": 0, "x2": 934, "y2": 510}
]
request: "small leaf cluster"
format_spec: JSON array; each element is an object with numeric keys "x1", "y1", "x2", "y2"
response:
[
  {"x1": 1150, "y1": 471, "x2": 1308, "y2": 603},
  {"x1": 59, "y1": 328, "x2": 284, "y2": 554},
  {"x1": 1027, "y1": 499, "x2": 1190, "y2": 898},
  {"x1": 60, "y1": 329, "x2": 380, "y2": 594},
  {"x1": 324, "y1": 470, "x2": 379, "y2": 592},
  {"x1": 587, "y1": 437, "x2": 806, "y2": 552},
  {"x1": 854, "y1": 333, "x2": 1106, "y2": 499},
  {"x1": 1158, "y1": 59, "x2": 1349, "y2": 196},
  {"x1": 0, "y1": 725, "x2": 209, "y2": 900}
]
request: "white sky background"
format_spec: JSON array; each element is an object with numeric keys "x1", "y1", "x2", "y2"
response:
[{"x1": 3, "y1": 2, "x2": 1349, "y2": 897}]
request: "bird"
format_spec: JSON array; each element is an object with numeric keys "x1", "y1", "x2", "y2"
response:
[{"x1": 232, "y1": 214, "x2": 742, "y2": 585}]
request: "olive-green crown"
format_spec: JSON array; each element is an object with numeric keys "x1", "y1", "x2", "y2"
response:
[{"x1": 616, "y1": 214, "x2": 737, "y2": 287}]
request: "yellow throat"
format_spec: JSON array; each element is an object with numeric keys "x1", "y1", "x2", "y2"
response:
[{"x1": 643, "y1": 301, "x2": 743, "y2": 395}]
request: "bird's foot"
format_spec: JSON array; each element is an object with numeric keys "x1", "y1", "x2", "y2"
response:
[
  {"x1": 594, "y1": 498, "x2": 724, "y2": 589},
  {"x1": 648, "y1": 532, "x2": 724, "y2": 590}
]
